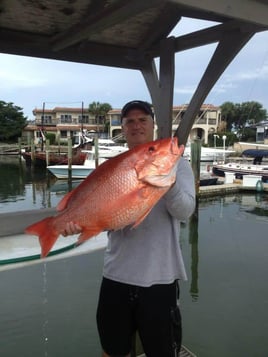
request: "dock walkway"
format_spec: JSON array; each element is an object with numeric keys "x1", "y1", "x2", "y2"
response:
[{"x1": 199, "y1": 180, "x2": 268, "y2": 198}]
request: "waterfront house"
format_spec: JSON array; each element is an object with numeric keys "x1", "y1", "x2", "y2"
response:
[
  {"x1": 23, "y1": 104, "x2": 222, "y2": 145},
  {"x1": 108, "y1": 103, "x2": 221, "y2": 144}
]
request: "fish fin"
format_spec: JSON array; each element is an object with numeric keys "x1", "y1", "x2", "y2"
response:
[
  {"x1": 56, "y1": 190, "x2": 75, "y2": 211},
  {"x1": 77, "y1": 228, "x2": 102, "y2": 245},
  {"x1": 25, "y1": 217, "x2": 58, "y2": 258}
]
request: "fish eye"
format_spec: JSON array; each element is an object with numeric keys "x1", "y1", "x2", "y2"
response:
[{"x1": 148, "y1": 146, "x2": 155, "y2": 153}]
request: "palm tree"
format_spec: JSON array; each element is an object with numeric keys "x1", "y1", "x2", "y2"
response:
[{"x1": 88, "y1": 101, "x2": 112, "y2": 134}]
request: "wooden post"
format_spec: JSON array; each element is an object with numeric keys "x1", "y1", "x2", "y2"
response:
[
  {"x1": 189, "y1": 200, "x2": 199, "y2": 301},
  {"x1": 94, "y1": 135, "x2": 99, "y2": 168},
  {"x1": 18, "y1": 137, "x2": 21, "y2": 154},
  {"x1": 27, "y1": 132, "x2": 31, "y2": 149},
  {"x1": 191, "y1": 140, "x2": 201, "y2": 194},
  {"x1": 30, "y1": 139, "x2": 35, "y2": 165},
  {"x1": 45, "y1": 139, "x2": 50, "y2": 166},
  {"x1": 68, "y1": 138, "x2": 73, "y2": 182},
  {"x1": 18, "y1": 137, "x2": 22, "y2": 161}
]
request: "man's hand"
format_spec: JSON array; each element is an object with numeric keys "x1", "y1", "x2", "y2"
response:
[{"x1": 60, "y1": 222, "x2": 82, "y2": 237}]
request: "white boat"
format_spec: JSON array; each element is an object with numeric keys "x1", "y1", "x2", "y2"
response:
[
  {"x1": 93, "y1": 138, "x2": 128, "y2": 158},
  {"x1": 212, "y1": 162, "x2": 268, "y2": 182},
  {"x1": 72, "y1": 131, "x2": 93, "y2": 148},
  {"x1": 73, "y1": 133, "x2": 128, "y2": 158},
  {"x1": 184, "y1": 145, "x2": 234, "y2": 162},
  {"x1": 47, "y1": 151, "x2": 107, "y2": 179},
  {"x1": 212, "y1": 149, "x2": 268, "y2": 182}
]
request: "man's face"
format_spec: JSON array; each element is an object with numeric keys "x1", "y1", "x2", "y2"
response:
[{"x1": 121, "y1": 108, "x2": 154, "y2": 149}]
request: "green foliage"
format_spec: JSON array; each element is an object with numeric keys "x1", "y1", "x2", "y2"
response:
[
  {"x1": 0, "y1": 101, "x2": 27, "y2": 142},
  {"x1": 88, "y1": 102, "x2": 112, "y2": 120},
  {"x1": 208, "y1": 132, "x2": 238, "y2": 147},
  {"x1": 239, "y1": 127, "x2": 256, "y2": 142},
  {"x1": 220, "y1": 101, "x2": 267, "y2": 131},
  {"x1": 88, "y1": 101, "x2": 113, "y2": 133},
  {"x1": 45, "y1": 132, "x2": 56, "y2": 145}
]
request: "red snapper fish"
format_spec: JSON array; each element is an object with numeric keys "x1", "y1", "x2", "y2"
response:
[{"x1": 25, "y1": 137, "x2": 184, "y2": 257}]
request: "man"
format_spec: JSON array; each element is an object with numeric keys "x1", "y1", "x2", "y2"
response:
[{"x1": 63, "y1": 100, "x2": 196, "y2": 357}]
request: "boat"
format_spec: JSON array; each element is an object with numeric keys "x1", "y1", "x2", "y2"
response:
[
  {"x1": 91, "y1": 138, "x2": 128, "y2": 158},
  {"x1": 199, "y1": 172, "x2": 218, "y2": 186},
  {"x1": 72, "y1": 130, "x2": 93, "y2": 148},
  {"x1": 73, "y1": 132, "x2": 128, "y2": 158},
  {"x1": 47, "y1": 150, "x2": 107, "y2": 179},
  {"x1": 21, "y1": 148, "x2": 87, "y2": 167},
  {"x1": 183, "y1": 145, "x2": 234, "y2": 162},
  {"x1": 212, "y1": 149, "x2": 268, "y2": 182}
]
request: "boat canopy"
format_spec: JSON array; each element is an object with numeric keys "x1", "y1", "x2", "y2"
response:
[{"x1": 242, "y1": 149, "x2": 268, "y2": 157}]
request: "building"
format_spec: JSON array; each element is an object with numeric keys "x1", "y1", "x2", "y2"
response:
[
  {"x1": 23, "y1": 107, "x2": 107, "y2": 145},
  {"x1": 108, "y1": 104, "x2": 221, "y2": 144},
  {"x1": 23, "y1": 104, "x2": 222, "y2": 145},
  {"x1": 256, "y1": 121, "x2": 268, "y2": 144}
]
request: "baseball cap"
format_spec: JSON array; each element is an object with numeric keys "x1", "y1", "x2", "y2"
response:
[{"x1": 121, "y1": 100, "x2": 154, "y2": 120}]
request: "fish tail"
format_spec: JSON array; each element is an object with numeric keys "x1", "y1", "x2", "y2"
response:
[{"x1": 25, "y1": 217, "x2": 58, "y2": 258}]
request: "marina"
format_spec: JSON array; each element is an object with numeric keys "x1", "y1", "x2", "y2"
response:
[
  {"x1": 1, "y1": 2, "x2": 268, "y2": 356},
  {"x1": 47, "y1": 150, "x2": 107, "y2": 179},
  {"x1": 212, "y1": 148, "x2": 268, "y2": 183}
]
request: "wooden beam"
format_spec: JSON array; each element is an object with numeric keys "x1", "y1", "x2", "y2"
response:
[
  {"x1": 155, "y1": 38, "x2": 175, "y2": 138},
  {"x1": 141, "y1": 37, "x2": 175, "y2": 139},
  {"x1": 52, "y1": 0, "x2": 164, "y2": 51},
  {"x1": 174, "y1": 29, "x2": 255, "y2": 145},
  {"x1": 170, "y1": 0, "x2": 268, "y2": 27},
  {"x1": 149, "y1": 20, "x2": 265, "y2": 57}
]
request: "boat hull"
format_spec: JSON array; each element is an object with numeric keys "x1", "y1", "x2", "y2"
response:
[
  {"x1": 47, "y1": 166, "x2": 93, "y2": 179},
  {"x1": 22, "y1": 150, "x2": 87, "y2": 167},
  {"x1": 212, "y1": 163, "x2": 268, "y2": 182},
  {"x1": 183, "y1": 147, "x2": 234, "y2": 162}
]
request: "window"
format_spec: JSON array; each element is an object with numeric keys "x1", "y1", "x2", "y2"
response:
[
  {"x1": 78, "y1": 115, "x2": 89, "y2": 123},
  {"x1": 41, "y1": 115, "x2": 52, "y2": 124},
  {"x1": 60, "y1": 114, "x2": 72, "y2": 123}
]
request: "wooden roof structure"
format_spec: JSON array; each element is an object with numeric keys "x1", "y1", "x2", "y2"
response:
[{"x1": 1, "y1": 0, "x2": 268, "y2": 143}]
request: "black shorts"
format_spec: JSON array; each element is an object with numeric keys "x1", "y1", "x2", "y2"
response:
[{"x1": 96, "y1": 277, "x2": 182, "y2": 357}]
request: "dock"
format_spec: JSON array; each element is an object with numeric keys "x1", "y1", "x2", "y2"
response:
[{"x1": 199, "y1": 179, "x2": 268, "y2": 198}]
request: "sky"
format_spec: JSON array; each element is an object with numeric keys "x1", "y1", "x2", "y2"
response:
[{"x1": 0, "y1": 18, "x2": 268, "y2": 120}]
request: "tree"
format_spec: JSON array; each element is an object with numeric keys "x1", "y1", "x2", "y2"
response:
[
  {"x1": 0, "y1": 101, "x2": 27, "y2": 141},
  {"x1": 208, "y1": 132, "x2": 238, "y2": 147},
  {"x1": 220, "y1": 101, "x2": 267, "y2": 131},
  {"x1": 239, "y1": 127, "x2": 256, "y2": 142},
  {"x1": 88, "y1": 101, "x2": 112, "y2": 133}
]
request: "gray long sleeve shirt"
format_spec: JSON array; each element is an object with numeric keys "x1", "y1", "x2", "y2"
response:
[{"x1": 103, "y1": 157, "x2": 196, "y2": 287}]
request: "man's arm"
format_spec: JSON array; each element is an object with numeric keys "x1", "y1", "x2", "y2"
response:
[{"x1": 164, "y1": 157, "x2": 196, "y2": 220}]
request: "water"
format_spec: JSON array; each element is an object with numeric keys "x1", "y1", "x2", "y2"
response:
[
  {"x1": 0, "y1": 155, "x2": 268, "y2": 356},
  {"x1": 180, "y1": 195, "x2": 268, "y2": 357},
  {"x1": 0, "y1": 156, "x2": 75, "y2": 213}
]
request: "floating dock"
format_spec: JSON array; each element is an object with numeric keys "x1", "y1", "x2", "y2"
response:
[{"x1": 199, "y1": 179, "x2": 268, "y2": 198}]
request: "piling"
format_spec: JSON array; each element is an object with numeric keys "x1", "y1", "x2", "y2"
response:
[
  {"x1": 17, "y1": 137, "x2": 22, "y2": 154},
  {"x1": 30, "y1": 139, "x2": 35, "y2": 165},
  {"x1": 45, "y1": 139, "x2": 50, "y2": 166},
  {"x1": 190, "y1": 139, "x2": 201, "y2": 193},
  {"x1": 95, "y1": 135, "x2": 99, "y2": 167},
  {"x1": 67, "y1": 138, "x2": 73, "y2": 182}
]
